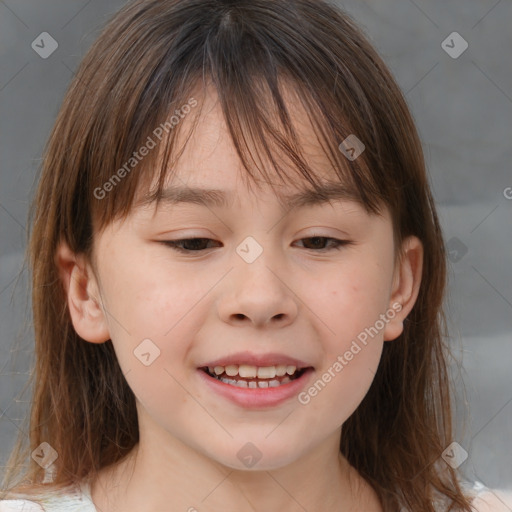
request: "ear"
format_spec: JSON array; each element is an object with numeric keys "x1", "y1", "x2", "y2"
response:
[
  {"x1": 383, "y1": 235, "x2": 423, "y2": 341},
  {"x1": 55, "y1": 240, "x2": 110, "y2": 344}
]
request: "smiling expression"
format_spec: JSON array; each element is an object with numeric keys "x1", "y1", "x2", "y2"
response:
[{"x1": 61, "y1": 84, "x2": 419, "y2": 471}]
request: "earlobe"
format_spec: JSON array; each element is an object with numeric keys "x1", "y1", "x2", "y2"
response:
[
  {"x1": 55, "y1": 240, "x2": 110, "y2": 344},
  {"x1": 383, "y1": 236, "x2": 423, "y2": 341}
]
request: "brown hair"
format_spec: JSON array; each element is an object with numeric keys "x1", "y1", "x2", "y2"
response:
[{"x1": 1, "y1": 0, "x2": 473, "y2": 510}]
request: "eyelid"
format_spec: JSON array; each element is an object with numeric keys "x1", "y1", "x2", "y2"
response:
[{"x1": 160, "y1": 235, "x2": 353, "y2": 254}]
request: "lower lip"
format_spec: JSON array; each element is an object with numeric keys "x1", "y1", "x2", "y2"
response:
[{"x1": 197, "y1": 368, "x2": 314, "y2": 408}]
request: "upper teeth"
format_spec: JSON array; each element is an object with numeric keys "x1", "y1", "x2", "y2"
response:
[{"x1": 209, "y1": 364, "x2": 297, "y2": 379}]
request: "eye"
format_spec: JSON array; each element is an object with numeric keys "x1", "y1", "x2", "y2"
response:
[
  {"x1": 162, "y1": 238, "x2": 222, "y2": 253},
  {"x1": 294, "y1": 236, "x2": 351, "y2": 252},
  {"x1": 161, "y1": 236, "x2": 351, "y2": 254}
]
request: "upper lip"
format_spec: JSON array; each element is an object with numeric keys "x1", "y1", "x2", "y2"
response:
[{"x1": 200, "y1": 351, "x2": 313, "y2": 369}]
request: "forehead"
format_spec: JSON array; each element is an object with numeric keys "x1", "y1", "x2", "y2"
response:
[
  {"x1": 186, "y1": 82, "x2": 333, "y2": 169},
  {"x1": 133, "y1": 82, "x2": 364, "y2": 213}
]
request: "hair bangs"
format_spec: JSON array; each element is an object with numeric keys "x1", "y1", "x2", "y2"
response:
[{"x1": 93, "y1": 32, "x2": 390, "y2": 237}]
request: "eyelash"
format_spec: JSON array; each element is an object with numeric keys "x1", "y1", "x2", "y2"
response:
[{"x1": 162, "y1": 236, "x2": 351, "y2": 254}]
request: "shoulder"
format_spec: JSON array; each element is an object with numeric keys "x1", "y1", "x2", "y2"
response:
[
  {"x1": 470, "y1": 489, "x2": 512, "y2": 512},
  {"x1": 0, "y1": 501, "x2": 44, "y2": 511},
  {"x1": 0, "y1": 480, "x2": 96, "y2": 512},
  {"x1": 464, "y1": 481, "x2": 512, "y2": 512}
]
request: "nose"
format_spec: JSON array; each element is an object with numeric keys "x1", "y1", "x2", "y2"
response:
[{"x1": 217, "y1": 250, "x2": 298, "y2": 329}]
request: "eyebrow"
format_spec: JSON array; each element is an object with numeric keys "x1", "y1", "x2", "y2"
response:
[{"x1": 139, "y1": 182, "x2": 361, "y2": 211}]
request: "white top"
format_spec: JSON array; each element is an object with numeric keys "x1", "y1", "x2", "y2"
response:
[
  {"x1": 0, "y1": 478, "x2": 95, "y2": 511},
  {"x1": 0, "y1": 478, "x2": 511, "y2": 511}
]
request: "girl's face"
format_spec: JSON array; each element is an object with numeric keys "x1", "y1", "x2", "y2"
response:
[{"x1": 60, "y1": 86, "x2": 421, "y2": 471}]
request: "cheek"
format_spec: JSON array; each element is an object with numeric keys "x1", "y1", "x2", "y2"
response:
[
  {"x1": 99, "y1": 266, "x2": 207, "y2": 386},
  {"x1": 102, "y1": 263, "x2": 203, "y2": 336},
  {"x1": 319, "y1": 259, "x2": 392, "y2": 339},
  {"x1": 304, "y1": 257, "x2": 390, "y2": 414},
  {"x1": 297, "y1": 332, "x2": 384, "y2": 436},
  {"x1": 323, "y1": 344, "x2": 383, "y2": 428},
  {"x1": 103, "y1": 271, "x2": 204, "y2": 422}
]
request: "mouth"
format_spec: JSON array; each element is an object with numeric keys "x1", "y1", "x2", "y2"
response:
[
  {"x1": 197, "y1": 353, "x2": 315, "y2": 407},
  {"x1": 200, "y1": 364, "x2": 309, "y2": 389}
]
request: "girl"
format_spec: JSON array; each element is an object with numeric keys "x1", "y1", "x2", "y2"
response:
[{"x1": 0, "y1": 0, "x2": 507, "y2": 510}]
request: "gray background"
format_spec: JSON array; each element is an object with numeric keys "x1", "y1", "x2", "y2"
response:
[{"x1": 1, "y1": 0, "x2": 511, "y2": 501}]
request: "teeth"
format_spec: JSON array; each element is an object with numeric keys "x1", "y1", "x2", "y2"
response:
[
  {"x1": 257, "y1": 366, "x2": 276, "y2": 379},
  {"x1": 208, "y1": 364, "x2": 298, "y2": 378},
  {"x1": 276, "y1": 365, "x2": 287, "y2": 377},
  {"x1": 208, "y1": 362, "x2": 299, "y2": 389},
  {"x1": 225, "y1": 365, "x2": 238, "y2": 377},
  {"x1": 222, "y1": 378, "x2": 237, "y2": 386},
  {"x1": 286, "y1": 365, "x2": 296, "y2": 375},
  {"x1": 217, "y1": 375, "x2": 293, "y2": 387},
  {"x1": 238, "y1": 365, "x2": 258, "y2": 378}
]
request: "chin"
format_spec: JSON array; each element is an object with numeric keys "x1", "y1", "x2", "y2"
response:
[{"x1": 207, "y1": 441, "x2": 305, "y2": 472}]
